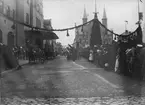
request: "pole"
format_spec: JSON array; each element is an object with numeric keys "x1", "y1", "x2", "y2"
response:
[
  {"x1": 15, "y1": 0, "x2": 18, "y2": 46},
  {"x1": 125, "y1": 22, "x2": 126, "y2": 31},
  {"x1": 137, "y1": 0, "x2": 140, "y2": 24},
  {"x1": 125, "y1": 21, "x2": 128, "y2": 31}
]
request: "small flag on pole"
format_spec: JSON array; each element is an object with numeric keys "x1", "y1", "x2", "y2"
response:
[
  {"x1": 125, "y1": 21, "x2": 128, "y2": 24},
  {"x1": 139, "y1": 12, "x2": 143, "y2": 20}
]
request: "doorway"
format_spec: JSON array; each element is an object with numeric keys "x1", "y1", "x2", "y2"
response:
[{"x1": 7, "y1": 32, "x2": 14, "y2": 49}]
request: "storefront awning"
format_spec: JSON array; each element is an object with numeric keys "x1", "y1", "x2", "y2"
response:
[
  {"x1": 25, "y1": 30, "x2": 59, "y2": 40},
  {"x1": 25, "y1": 30, "x2": 43, "y2": 37},
  {"x1": 42, "y1": 31, "x2": 59, "y2": 40}
]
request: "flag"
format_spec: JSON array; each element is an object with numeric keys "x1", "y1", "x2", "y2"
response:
[
  {"x1": 139, "y1": 12, "x2": 143, "y2": 20},
  {"x1": 140, "y1": 0, "x2": 142, "y2": 2},
  {"x1": 125, "y1": 21, "x2": 128, "y2": 24},
  {"x1": 135, "y1": 25, "x2": 143, "y2": 44}
]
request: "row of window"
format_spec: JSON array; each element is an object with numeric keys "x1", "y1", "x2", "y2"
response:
[
  {"x1": 0, "y1": 0, "x2": 42, "y2": 27},
  {"x1": 36, "y1": 17, "x2": 41, "y2": 28},
  {"x1": 35, "y1": 2, "x2": 43, "y2": 17},
  {"x1": 0, "y1": 1, "x2": 15, "y2": 19},
  {"x1": 27, "y1": 0, "x2": 30, "y2": 5},
  {"x1": 26, "y1": 13, "x2": 29, "y2": 24}
]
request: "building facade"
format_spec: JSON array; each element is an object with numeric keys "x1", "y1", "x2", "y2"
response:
[
  {"x1": 24, "y1": 0, "x2": 44, "y2": 48},
  {"x1": 0, "y1": 0, "x2": 16, "y2": 48},
  {"x1": 74, "y1": 7, "x2": 93, "y2": 49},
  {"x1": 0, "y1": 0, "x2": 44, "y2": 48},
  {"x1": 143, "y1": 0, "x2": 145, "y2": 43}
]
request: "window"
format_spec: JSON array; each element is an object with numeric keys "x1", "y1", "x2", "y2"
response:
[
  {"x1": 7, "y1": 6, "x2": 10, "y2": 17},
  {"x1": 36, "y1": 17, "x2": 41, "y2": 28},
  {"x1": 26, "y1": 13, "x2": 29, "y2": 24},
  {"x1": 27, "y1": 0, "x2": 29, "y2": 5},
  {"x1": 0, "y1": 0, "x2": 3, "y2": 13},
  {"x1": 12, "y1": 9, "x2": 15, "y2": 19}
]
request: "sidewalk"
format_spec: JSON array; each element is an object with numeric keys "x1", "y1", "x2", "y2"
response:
[
  {"x1": 1, "y1": 59, "x2": 29, "y2": 76},
  {"x1": 75, "y1": 57, "x2": 143, "y2": 88},
  {"x1": 19, "y1": 59, "x2": 29, "y2": 66}
]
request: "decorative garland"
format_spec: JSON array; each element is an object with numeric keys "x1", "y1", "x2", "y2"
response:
[{"x1": 1, "y1": 12, "x2": 140, "y2": 39}]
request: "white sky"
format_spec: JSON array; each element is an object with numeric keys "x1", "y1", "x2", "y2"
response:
[{"x1": 43, "y1": 0, "x2": 144, "y2": 45}]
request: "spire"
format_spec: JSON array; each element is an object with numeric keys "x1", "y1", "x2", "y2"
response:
[
  {"x1": 95, "y1": 0, "x2": 97, "y2": 13},
  {"x1": 94, "y1": 0, "x2": 98, "y2": 19},
  {"x1": 102, "y1": 5, "x2": 107, "y2": 29},
  {"x1": 82, "y1": 5, "x2": 88, "y2": 24},
  {"x1": 83, "y1": 5, "x2": 87, "y2": 19},
  {"x1": 103, "y1": 6, "x2": 107, "y2": 19}
]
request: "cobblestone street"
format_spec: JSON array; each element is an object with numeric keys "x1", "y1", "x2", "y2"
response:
[{"x1": 1, "y1": 56, "x2": 145, "y2": 105}]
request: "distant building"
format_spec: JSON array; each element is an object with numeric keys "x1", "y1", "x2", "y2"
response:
[
  {"x1": 74, "y1": 6, "x2": 93, "y2": 49},
  {"x1": 43, "y1": 19, "x2": 59, "y2": 53},
  {"x1": 44, "y1": 19, "x2": 53, "y2": 30},
  {"x1": 101, "y1": 7, "x2": 113, "y2": 45},
  {"x1": 74, "y1": 5, "x2": 113, "y2": 49}
]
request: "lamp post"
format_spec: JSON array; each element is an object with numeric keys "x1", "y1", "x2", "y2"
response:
[
  {"x1": 137, "y1": 0, "x2": 140, "y2": 22},
  {"x1": 136, "y1": 0, "x2": 143, "y2": 25},
  {"x1": 125, "y1": 20, "x2": 128, "y2": 31}
]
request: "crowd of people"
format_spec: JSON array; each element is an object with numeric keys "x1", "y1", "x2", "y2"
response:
[
  {"x1": 66, "y1": 45, "x2": 77, "y2": 61},
  {"x1": 81, "y1": 44, "x2": 116, "y2": 70},
  {"x1": 0, "y1": 41, "x2": 57, "y2": 72},
  {"x1": 79, "y1": 40, "x2": 145, "y2": 80}
]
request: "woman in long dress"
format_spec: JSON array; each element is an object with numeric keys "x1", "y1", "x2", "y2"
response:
[{"x1": 89, "y1": 50, "x2": 93, "y2": 62}]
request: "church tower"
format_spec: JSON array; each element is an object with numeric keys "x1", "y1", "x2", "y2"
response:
[
  {"x1": 82, "y1": 5, "x2": 88, "y2": 24},
  {"x1": 102, "y1": 7, "x2": 107, "y2": 28}
]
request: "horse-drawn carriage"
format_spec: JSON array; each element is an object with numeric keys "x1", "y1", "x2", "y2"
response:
[{"x1": 27, "y1": 44, "x2": 46, "y2": 64}]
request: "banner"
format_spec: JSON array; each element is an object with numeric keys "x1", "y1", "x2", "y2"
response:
[
  {"x1": 118, "y1": 25, "x2": 143, "y2": 46},
  {"x1": 90, "y1": 19, "x2": 102, "y2": 48}
]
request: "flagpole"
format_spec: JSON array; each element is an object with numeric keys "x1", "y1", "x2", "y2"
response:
[
  {"x1": 125, "y1": 21, "x2": 128, "y2": 31},
  {"x1": 137, "y1": 0, "x2": 140, "y2": 23}
]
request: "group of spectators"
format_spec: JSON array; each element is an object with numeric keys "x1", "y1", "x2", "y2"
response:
[
  {"x1": 81, "y1": 44, "x2": 116, "y2": 70},
  {"x1": 0, "y1": 43, "x2": 21, "y2": 71},
  {"x1": 81, "y1": 41, "x2": 145, "y2": 80},
  {"x1": 12, "y1": 46, "x2": 28, "y2": 60}
]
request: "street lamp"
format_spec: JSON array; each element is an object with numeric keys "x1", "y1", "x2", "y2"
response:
[
  {"x1": 136, "y1": 0, "x2": 143, "y2": 25},
  {"x1": 125, "y1": 20, "x2": 128, "y2": 31}
]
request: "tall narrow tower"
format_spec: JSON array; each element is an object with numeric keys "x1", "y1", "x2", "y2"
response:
[
  {"x1": 102, "y1": 7, "x2": 107, "y2": 28},
  {"x1": 94, "y1": 0, "x2": 98, "y2": 19},
  {"x1": 82, "y1": 5, "x2": 88, "y2": 24}
]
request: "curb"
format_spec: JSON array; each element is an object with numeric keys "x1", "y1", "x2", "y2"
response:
[{"x1": 0, "y1": 62, "x2": 29, "y2": 77}]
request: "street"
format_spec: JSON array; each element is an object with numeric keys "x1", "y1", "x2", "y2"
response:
[{"x1": 1, "y1": 56, "x2": 145, "y2": 105}]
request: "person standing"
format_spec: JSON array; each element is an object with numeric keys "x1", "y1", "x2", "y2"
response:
[
  {"x1": 89, "y1": 50, "x2": 94, "y2": 62},
  {"x1": 72, "y1": 47, "x2": 77, "y2": 61}
]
